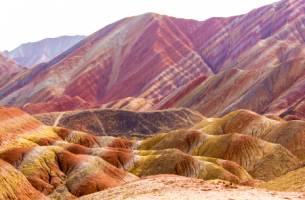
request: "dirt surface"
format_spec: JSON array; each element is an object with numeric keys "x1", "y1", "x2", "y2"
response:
[{"x1": 80, "y1": 175, "x2": 305, "y2": 200}]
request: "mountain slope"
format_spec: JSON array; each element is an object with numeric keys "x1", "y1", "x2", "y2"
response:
[
  {"x1": 0, "y1": 0, "x2": 304, "y2": 120},
  {"x1": 158, "y1": 0, "x2": 305, "y2": 119},
  {"x1": 0, "y1": 13, "x2": 213, "y2": 110},
  {"x1": 5, "y1": 35, "x2": 85, "y2": 68}
]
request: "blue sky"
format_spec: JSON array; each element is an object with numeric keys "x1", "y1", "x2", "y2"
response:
[{"x1": 0, "y1": 0, "x2": 279, "y2": 51}]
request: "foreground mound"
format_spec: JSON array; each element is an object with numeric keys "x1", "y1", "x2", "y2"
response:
[
  {"x1": 1, "y1": 106, "x2": 305, "y2": 198},
  {"x1": 0, "y1": 159, "x2": 46, "y2": 200},
  {"x1": 0, "y1": 107, "x2": 138, "y2": 198},
  {"x1": 195, "y1": 109, "x2": 305, "y2": 160},
  {"x1": 259, "y1": 166, "x2": 305, "y2": 192},
  {"x1": 130, "y1": 149, "x2": 252, "y2": 184},
  {"x1": 58, "y1": 142, "x2": 253, "y2": 184},
  {"x1": 139, "y1": 130, "x2": 301, "y2": 181},
  {"x1": 35, "y1": 108, "x2": 204, "y2": 136},
  {"x1": 0, "y1": 107, "x2": 255, "y2": 198},
  {"x1": 80, "y1": 175, "x2": 305, "y2": 200}
]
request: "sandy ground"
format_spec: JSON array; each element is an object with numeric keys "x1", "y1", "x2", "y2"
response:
[{"x1": 80, "y1": 175, "x2": 305, "y2": 200}]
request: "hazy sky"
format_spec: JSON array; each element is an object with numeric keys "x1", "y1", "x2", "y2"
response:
[{"x1": 0, "y1": 0, "x2": 279, "y2": 51}]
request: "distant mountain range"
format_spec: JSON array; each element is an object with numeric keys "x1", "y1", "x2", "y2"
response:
[
  {"x1": 4, "y1": 35, "x2": 85, "y2": 68},
  {"x1": 0, "y1": 52, "x2": 25, "y2": 88},
  {"x1": 0, "y1": 0, "x2": 304, "y2": 120}
]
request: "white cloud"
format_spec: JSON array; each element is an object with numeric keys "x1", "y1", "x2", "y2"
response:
[{"x1": 0, "y1": 0, "x2": 279, "y2": 51}]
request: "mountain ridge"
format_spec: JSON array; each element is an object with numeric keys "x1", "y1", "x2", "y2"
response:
[{"x1": 5, "y1": 35, "x2": 85, "y2": 68}]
